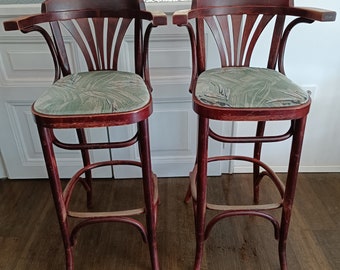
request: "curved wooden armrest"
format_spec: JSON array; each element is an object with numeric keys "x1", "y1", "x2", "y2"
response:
[
  {"x1": 172, "y1": 9, "x2": 191, "y2": 26},
  {"x1": 4, "y1": 14, "x2": 46, "y2": 31},
  {"x1": 173, "y1": 6, "x2": 336, "y2": 26},
  {"x1": 3, "y1": 9, "x2": 167, "y2": 32},
  {"x1": 148, "y1": 10, "x2": 167, "y2": 26},
  {"x1": 288, "y1": 7, "x2": 336, "y2": 22}
]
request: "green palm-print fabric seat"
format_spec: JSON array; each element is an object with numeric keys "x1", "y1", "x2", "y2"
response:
[
  {"x1": 33, "y1": 70, "x2": 150, "y2": 115},
  {"x1": 195, "y1": 67, "x2": 309, "y2": 108}
]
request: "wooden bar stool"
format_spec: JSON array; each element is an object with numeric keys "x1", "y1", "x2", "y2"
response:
[
  {"x1": 173, "y1": 1, "x2": 336, "y2": 269},
  {"x1": 4, "y1": 0, "x2": 167, "y2": 269}
]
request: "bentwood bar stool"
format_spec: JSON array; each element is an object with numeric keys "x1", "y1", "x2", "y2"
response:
[
  {"x1": 4, "y1": 0, "x2": 166, "y2": 269},
  {"x1": 173, "y1": 0, "x2": 336, "y2": 269}
]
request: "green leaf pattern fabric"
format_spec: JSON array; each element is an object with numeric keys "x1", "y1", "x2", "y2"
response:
[
  {"x1": 34, "y1": 70, "x2": 150, "y2": 115},
  {"x1": 196, "y1": 67, "x2": 309, "y2": 108}
]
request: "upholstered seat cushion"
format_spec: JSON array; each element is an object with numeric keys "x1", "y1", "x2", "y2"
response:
[
  {"x1": 33, "y1": 70, "x2": 150, "y2": 115},
  {"x1": 195, "y1": 67, "x2": 309, "y2": 108}
]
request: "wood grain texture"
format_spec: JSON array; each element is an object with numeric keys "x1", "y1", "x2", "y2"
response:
[{"x1": 0, "y1": 173, "x2": 339, "y2": 269}]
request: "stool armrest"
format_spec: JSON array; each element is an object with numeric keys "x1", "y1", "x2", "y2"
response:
[
  {"x1": 172, "y1": 9, "x2": 191, "y2": 26},
  {"x1": 4, "y1": 14, "x2": 46, "y2": 31},
  {"x1": 289, "y1": 7, "x2": 336, "y2": 22},
  {"x1": 173, "y1": 6, "x2": 336, "y2": 26},
  {"x1": 4, "y1": 9, "x2": 167, "y2": 32},
  {"x1": 148, "y1": 10, "x2": 167, "y2": 26}
]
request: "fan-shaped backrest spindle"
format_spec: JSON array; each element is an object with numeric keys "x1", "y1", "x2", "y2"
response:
[{"x1": 205, "y1": 13, "x2": 285, "y2": 68}]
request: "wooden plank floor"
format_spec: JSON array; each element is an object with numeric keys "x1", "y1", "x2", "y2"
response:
[{"x1": 0, "y1": 173, "x2": 339, "y2": 269}]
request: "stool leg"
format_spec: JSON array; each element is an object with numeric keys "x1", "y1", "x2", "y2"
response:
[
  {"x1": 279, "y1": 117, "x2": 307, "y2": 270},
  {"x1": 184, "y1": 183, "x2": 193, "y2": 203},
  {"x1": 37, "y1": 126, "x2": 74, "y2": 270},
  {"x1": 138, "y1": 119, "x2": 159, "y2": 270},
  {"x1": 253, "y1": 121, "x2": 266, "y2": 204},
  {"x1": 194, "y1": 116, "x2": 209, "y2": 270},
  {"x1": 76, "y1": 128, "x2": 93, "y2": 208},
  {"x1": 184, "y1": 157, "x2": 197, "y2": 203}
]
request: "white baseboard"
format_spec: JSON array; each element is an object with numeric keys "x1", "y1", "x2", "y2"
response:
[{"x1": 231, "y1": 165, "x2": 340, "y2": 174}]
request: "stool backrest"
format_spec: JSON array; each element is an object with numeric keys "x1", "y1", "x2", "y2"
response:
[
  {"x1": 39, "y1": 0, "x2": 147, "y2": 79},
  {"x1": 191, "y1": 0, "x2": 298, "y2": 74}
]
